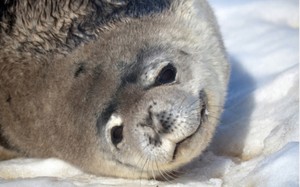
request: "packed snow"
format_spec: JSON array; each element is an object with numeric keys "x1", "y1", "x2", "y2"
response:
[{"x1": 0, "y1": 0, "x2": 298, "y2": 186}]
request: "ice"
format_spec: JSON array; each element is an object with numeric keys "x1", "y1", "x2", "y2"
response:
[
  {"x1": 243, "y1": 142, "x2": 299, "y2": 187},
  {"x1": 0, "y1": 0, "x2": 298, "y2": 186}
]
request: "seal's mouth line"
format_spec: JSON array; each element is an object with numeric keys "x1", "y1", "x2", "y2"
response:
[{"x1": 172, "y1": 91, "x2": 208, "y2": 161}]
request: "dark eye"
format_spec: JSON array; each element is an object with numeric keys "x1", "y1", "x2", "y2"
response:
[
  {"x1": 111, "y1": 125, "x2": 123, "y2": 146},
  {"x1": 155, "y1": 64, "x2": 177, "y2": 85}
]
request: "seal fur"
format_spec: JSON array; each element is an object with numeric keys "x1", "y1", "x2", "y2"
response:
[{"x1": 0, "y1": 0, "x2": 229, "y2": 179}]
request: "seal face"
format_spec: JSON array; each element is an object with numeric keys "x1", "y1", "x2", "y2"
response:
[
  {"x1": 0, "y1": 0, "x2": 229, "y2": 179},
  {"x1": 100, "y1": 50, "x2": 209, "y2": 166}
]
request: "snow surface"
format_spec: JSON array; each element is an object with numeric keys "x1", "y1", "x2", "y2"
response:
[{"x1": 0, "y1": 0, "x2": 298, "y2": 186}]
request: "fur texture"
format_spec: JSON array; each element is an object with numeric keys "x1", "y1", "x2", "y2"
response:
[{"x1": 0, "y1": 0, "x2": 229, "y2": 179}]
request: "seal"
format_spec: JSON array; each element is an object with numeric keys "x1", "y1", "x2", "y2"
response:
[{"x1": 0, "y1": 0, "x2": 229, "y2": 179}]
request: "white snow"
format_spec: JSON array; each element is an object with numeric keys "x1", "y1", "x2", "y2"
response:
[{"x1": 0, "y1": 0, "x2": 298, "y2": 186}]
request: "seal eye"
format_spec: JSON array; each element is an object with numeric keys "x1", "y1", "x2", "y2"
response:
[
  {"x1": 155, "y1": 64, "x2": 177, "y2": 85},
  {"x1": 111, "y1": 125, "x2": 123, "y2": 146}
]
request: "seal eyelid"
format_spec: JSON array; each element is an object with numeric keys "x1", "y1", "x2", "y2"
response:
[{"x1": 155, "y1": 63, "x2": 177, "y2": 86}]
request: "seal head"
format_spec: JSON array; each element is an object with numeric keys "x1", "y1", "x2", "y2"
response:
[{"x1": 0, "y1": 0, "x2": 229, "y2": 179}]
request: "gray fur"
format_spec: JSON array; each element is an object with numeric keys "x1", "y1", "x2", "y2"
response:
[{"x1": 0, "y1": 0, "x2": 229, "y2": 179}]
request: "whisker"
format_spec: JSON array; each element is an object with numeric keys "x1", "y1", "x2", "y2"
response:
[
  {"x1": 185, "y1": 98, "x2": 199, "y2": 109},
  {"x1": 139, "y1": 157, "x2": 148, "y2": 182},
  {"x1": 160, "y1": 150, "x2": 178, "y2": 182},
  {"x1": 163, "y1": 169, "x2": 178, "y2": 181},
  {"x1": 207, "y1": 115, "x2": 222, "y2": 122},
  {"x1": 209, "y1": 104, "x2": 224, "y2": 108},
  {"x1": 151, "y1": 159, "x2": 157, "y2": 181},
  {"x1": 155, "y1": 160, "x2": 169, "y2": 182}
]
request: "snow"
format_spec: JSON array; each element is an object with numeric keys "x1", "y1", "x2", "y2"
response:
[{"x1": 0, "y1": 0, "x2": 298, "y2": 186}]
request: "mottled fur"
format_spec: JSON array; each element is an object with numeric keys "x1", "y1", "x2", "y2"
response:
[{"x1": 0, "y1": 0, "x2": 229, "y2": 179}]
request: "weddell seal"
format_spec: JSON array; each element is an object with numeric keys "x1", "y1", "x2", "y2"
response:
[{"x1": 0, "y1": 0, "x2": 229, "y2": 179}]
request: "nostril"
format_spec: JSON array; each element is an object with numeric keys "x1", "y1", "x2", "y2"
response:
[{"x1": 111, "y1": 125, "x2": 123, "y2": 146}]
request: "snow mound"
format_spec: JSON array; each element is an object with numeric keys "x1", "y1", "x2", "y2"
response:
[{"x1": 0, "y1": 0, "x2": 298, "y2": 186}]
